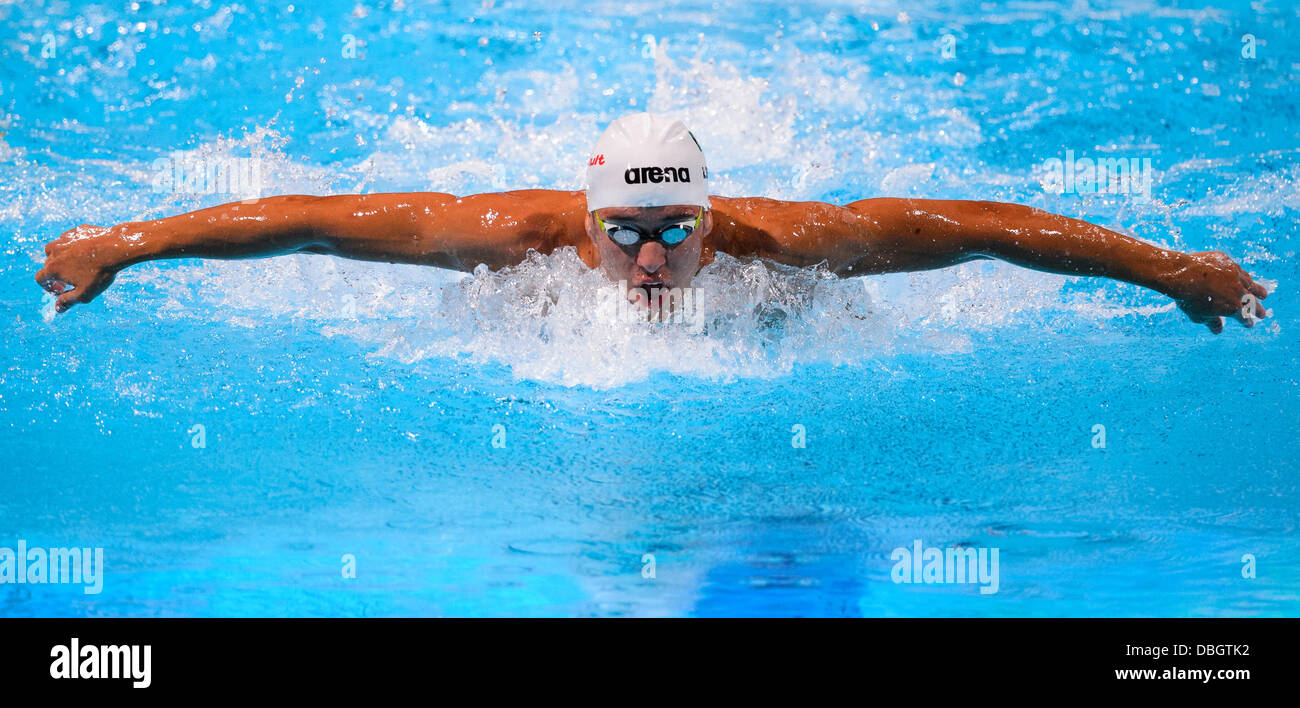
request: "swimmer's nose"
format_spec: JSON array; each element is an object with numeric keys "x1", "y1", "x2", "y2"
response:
[{"x1": 637, "y1": 241, "x2": 667, "y2": 274}]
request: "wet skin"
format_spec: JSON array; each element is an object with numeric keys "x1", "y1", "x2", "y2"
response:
[{"x1": 36, "y1": 189, "x2": 1269, "y2": 332}]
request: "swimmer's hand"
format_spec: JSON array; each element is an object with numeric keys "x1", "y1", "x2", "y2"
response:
[
  {"x1": 1166, "y1": 251, "x2": 1270, "y2": 334},
  {"x1": 34, "y1": 224, "x2": 125, "y2": 313}
]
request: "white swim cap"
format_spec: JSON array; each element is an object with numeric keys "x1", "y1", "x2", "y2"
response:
[{"x1": 584, "y1": 112, "x2": 710, "y2": 212}]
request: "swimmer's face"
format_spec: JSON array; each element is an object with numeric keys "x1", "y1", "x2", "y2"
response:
[{"x1": 584, "y1": 204, "x2": 711, "y2": 299}]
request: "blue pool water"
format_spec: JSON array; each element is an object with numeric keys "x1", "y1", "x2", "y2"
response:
[{"x1": 1, "y1": 0, "x2": 1297, "y2": 616}]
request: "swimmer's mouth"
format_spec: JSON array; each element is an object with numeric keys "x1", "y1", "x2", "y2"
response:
[{"x1": 631, "y1": 281, "x2": 667, "y2": 304}]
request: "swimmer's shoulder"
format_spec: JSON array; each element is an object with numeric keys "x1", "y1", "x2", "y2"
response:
[
  {"x1": 707, "y1": 195, "x2": 894, "y2": 269},
  {"x1": 707, "y1": 195, "x2": 848, "y2": 262},
  {"x1": 438, "y1": 188, "x2": 588, "y2": 250},
  {"x1": 706, "y1": 195, "x2": 787, "y2": 258}
]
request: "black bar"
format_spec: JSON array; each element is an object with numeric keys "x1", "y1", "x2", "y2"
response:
[{"x1": 0, "y1": 618, "x2": 1291, "y2": 693}]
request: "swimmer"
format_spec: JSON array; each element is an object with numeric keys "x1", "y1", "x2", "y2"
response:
[{"x1": 35, "y1": 112, "x2": 1269, "y2": 333}]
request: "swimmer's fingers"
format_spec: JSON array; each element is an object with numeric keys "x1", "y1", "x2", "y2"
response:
[
  {"x1": 1177, "y1": 300, "x2": 1226, "y2": 334},
  {"x1": 53, "y1": 270, "x2": 116, "y2": 313},
  {"x1": 34, "y1": 266, "x2": 70, "y2": 295},
  {"x1": 35, "y1": 267, "x2": 84, "y2": 312},
  {"x1": 1226, "y1": 261, "x2": 1270, "y2": 321},
  {"x1": 35, "y1": 262, "x2": 115, "y2": 313},
  {"x1": 1253, "y1": 294, "x2": 1271, "y2": 320},
  {"x1": 1240, "y1": 271, "x2": 1269, "y2": 300},
  {"x1": 1233, "y1": 291, "x2": 1270, "y2": 328},
  {"x1": 55, "y1": 290, "x2": 84, "y2": 313}
]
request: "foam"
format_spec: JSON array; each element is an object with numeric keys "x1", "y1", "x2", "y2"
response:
[{"x1": 123, "y1": 240, "x2": 1128, "y2": 389}]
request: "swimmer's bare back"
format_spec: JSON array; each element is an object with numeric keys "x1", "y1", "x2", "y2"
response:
[{"x1": 35, "y1": 189, "x2": 1269, "y2": 332}]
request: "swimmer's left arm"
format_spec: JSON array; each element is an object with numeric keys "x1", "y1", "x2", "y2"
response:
[{"x1": 735, "y1": 197, "x2": 1270, "y2": 333}]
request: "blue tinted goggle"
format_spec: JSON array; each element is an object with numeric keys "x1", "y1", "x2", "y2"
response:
[{"x1": 594, "y1": 208, "x2": 703, "y2": 248}]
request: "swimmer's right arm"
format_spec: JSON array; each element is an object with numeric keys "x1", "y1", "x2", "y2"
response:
[{"x1": 35, "y1": 190, "x2": 586, "y2": 312}]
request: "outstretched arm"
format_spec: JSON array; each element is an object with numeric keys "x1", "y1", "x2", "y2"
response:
[
  {"x1": 713, "y1": 196, "x2": 1270, "y2": 333},
  {"x1": 35, "y1": 189, "x2": 584, "y2": 313}
]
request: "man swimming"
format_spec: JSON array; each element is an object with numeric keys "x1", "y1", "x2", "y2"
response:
[{"x1": 35, "y1": 112, "x2": 1269, "y2": 333}]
